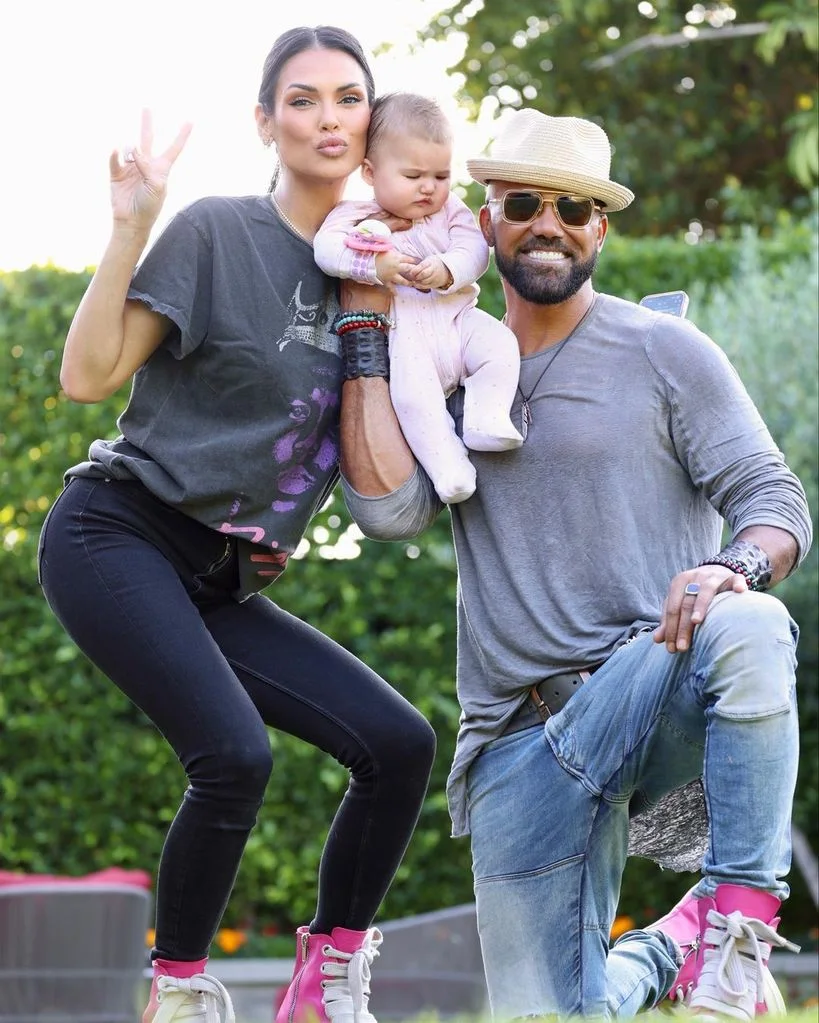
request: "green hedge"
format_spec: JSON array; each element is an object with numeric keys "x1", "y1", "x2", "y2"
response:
[
  {"x1": 1, "y1": 227, "x2": 816, "y2": 940},
  {"x1": 475, "y1": 213, "x2": 818, "y2": 313}
]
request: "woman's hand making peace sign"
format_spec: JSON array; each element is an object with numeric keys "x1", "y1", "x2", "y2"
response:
[{"x1": 108, "y1": 109, "x2": 192, "y2": 232}]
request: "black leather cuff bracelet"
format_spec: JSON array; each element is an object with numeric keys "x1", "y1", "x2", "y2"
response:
[
  {"x1": 699, "y1": 539, "x2": 773, "y2": 591},
  {"x1": 340, "y1": 327, "x2": 390, "y2": 381}
]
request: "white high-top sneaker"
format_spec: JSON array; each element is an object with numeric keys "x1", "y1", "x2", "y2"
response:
[{"x1": 153, "y1": 973, "x2": 236, "y2": 1023}]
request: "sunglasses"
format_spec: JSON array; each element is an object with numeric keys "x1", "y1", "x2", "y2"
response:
[{"x1": 488, "y1": 190, "x2": 601, "y2": 229}]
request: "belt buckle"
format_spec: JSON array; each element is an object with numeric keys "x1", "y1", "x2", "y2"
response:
[
  {"x1": 529, "y1": 684, "x2": 552, "y2": 722},
  {"x1": 530, "y1": 669, "x2": 592, "y2": 721}
]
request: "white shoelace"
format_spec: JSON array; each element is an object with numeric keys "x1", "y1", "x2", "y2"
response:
[
  {"x1": 690, "y1": 909, "x2": 799, "y2": 1020},
  {"x1": 320, "y1": 927, "x2": 383, "y2": 1022},
  {"x1": 155, "y1": 973, "x2": 236, "y2": 1023},
  {"x1": 669, "y1": 981, "x2": 694, "y2": 1006}
]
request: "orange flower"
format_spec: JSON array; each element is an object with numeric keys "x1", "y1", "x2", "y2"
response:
[
  {"x1": 215, "y1": 928, "x2": 248, "y2": 955},
  {"x1": 610, "y1": 915, "x2": 635, "y2": 940},
  {"x1": 145, "y1": 929, "x2": 156, "y2": 948}
]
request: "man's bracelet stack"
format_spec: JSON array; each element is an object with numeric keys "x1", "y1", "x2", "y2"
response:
[
  {"x1": 332, "y1": 310, "x2": 393, "y2": 336},
  {"x1": 699, "y1": 539, "x2": 773, "y2": 591},
  {"x1": 333, "y1": 309, "x2": 391, "y2": 381}
]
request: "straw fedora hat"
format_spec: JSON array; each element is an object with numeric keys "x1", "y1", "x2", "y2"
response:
[{"x1": 467, "y1": 109, "x2": 635, "y2": 212}]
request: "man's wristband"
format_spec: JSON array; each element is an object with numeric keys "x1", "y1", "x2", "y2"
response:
[
  {"x1": 339, "y1": 326, "x2": 390, "y2": 381},
  {"x1": 699, "y1": 539, "x2": 773, "y2": 591}
]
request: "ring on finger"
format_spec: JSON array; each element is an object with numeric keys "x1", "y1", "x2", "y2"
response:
[{"x1": 684, "y1": 582, "x2": 701, "y2": 597}]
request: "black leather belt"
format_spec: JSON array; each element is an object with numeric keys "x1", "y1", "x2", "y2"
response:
[{"x1": 501, "y1": 667, "x2": 600, "y2": 737}]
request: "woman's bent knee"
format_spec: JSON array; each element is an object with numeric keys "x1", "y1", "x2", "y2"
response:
[
  {"x1": 412, "y1": 714, "x2": 437, "y2": 760},
  {"x1": 188, "y1": 740, "x2": 274, "y2": 802},
  {"x1": 368, "y1": 710, "x2": 436, "y2": 782},
  {"x1": 401, "y1": 713, "x2": 437, "y2": 772}
]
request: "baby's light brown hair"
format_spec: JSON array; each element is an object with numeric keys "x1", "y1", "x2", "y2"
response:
[{"x1": 366, "y1": 92, "x2": 453, "y2": 159}]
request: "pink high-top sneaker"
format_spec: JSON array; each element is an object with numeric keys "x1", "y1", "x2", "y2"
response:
[
  {"x1": 657, "y1": 884, "x2": 799, "y2": 1020},
  {"x1": 648, "y1": 884, "x2": 703, "y2": 1005},
  {"x1": 648, "y1": 885, "x2": 793, "y2": 1015},
  {"x1": 275, "y1": 925, "x2": 383, "y2": 1023}
]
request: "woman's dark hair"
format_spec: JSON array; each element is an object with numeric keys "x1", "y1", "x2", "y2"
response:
[{"x1": 258, "y1": 25, "x2": 375, "y2": 114}]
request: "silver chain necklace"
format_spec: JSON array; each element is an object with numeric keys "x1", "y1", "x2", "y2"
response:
[
  {"x1": 517, "y1": 336, "x2": 572, "y2": 442},
  {"x1": 269, "y1": 193, "x2": 311, "y2": 243},
  {"x1": 514, "y1": 294, "x2": 598, "y2": 441}
]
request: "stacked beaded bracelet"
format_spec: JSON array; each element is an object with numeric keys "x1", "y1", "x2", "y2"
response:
[
  {"x1": 333, "y1": 310, "x2": 394, "y2": 336},
  {"x1": 699, "y1": 539, "x2": 773, "y2": 591}
]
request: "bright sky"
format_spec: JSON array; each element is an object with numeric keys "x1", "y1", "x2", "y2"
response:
[{"x1": 1, "y1": 0, "x2": 500, "y2": 271}]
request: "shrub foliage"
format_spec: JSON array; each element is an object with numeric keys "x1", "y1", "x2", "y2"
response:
[{"x1": 1, "y1": 229, "x2": 816, "y2": 936}]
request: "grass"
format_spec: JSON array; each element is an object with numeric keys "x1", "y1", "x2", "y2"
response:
[
  {"x1": 364, "y1": 1013, "x2": 819, "y2": 1022},
  {"x1": 253, "y1": 1013, "x2": 819, "y2": 1022},
  {"x1": 226, "y1": 1005, "x2": 819, "y2": 1023}
]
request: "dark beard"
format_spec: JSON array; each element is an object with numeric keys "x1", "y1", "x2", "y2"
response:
[{"x1": 495, "y1": 245, "x2": 599, "y2": 305}]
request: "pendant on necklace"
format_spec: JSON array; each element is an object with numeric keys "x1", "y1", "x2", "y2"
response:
[{"x1": 520, "y1": 399, "x2": 532, "y2": 442}]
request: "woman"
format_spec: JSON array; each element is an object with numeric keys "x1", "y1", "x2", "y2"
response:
[{"x1": 38, "y1": 25, "x2": 436, "y2": 1023}]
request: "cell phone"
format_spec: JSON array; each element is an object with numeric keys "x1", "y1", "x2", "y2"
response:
[{"x1": 639, "y1": 290, "x2": 690, "y2": 318}]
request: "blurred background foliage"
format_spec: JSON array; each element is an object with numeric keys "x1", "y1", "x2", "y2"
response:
[
  {"x1": 413, "y1": 0, "x2": 818, "y2": 236},
  {"x1": 1, "y1": 217, "x2": 817, "y2": 940},
  {"x1": 1, "y1": 0, "x2": 817, "y2": 946}
]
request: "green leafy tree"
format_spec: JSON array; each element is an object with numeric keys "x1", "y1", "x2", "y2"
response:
[{"x1": 417, "y1": 0, "x2": 818, "y2": 235}]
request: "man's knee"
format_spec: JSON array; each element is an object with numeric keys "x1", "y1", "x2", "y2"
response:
[
  {"x1": 699, "y1": 591, "x2": 798, "y2": 717},
  {"x1": 704, "y1": 590, "x2": 796, "y2": 645}
]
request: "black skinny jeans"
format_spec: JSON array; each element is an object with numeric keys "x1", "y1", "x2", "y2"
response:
[{"x1": 38, "y1": 477, "x2": 436, "y2": 961}]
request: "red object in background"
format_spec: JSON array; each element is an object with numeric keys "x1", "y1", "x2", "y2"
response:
[{"x1": 0, "y1": 867, "x2": 152, "y2": 889}]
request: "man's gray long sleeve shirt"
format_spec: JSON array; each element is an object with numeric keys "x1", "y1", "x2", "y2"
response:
[{"x1": 342, "y1": 293, "x2": 812, "y2": 843}]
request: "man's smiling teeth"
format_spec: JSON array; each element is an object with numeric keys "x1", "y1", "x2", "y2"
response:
[{"x1": 525, "y1": 250, "x2": 568, "y2": 261}]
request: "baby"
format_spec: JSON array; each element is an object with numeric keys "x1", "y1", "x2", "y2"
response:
[{"x1": 314, "y1": 91, "x2": 522, "y2": 504}]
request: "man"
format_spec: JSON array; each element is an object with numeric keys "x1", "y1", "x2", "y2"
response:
[{"x1": 335, "y1": 109, "x2": 812, "y2": 1020}]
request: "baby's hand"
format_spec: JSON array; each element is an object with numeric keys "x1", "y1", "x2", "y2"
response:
[
  {"x1": 375, "y1": 250, "x2": 419, "y2": 287},
  {"x1": 405, "y1": 255, "x2": 453, "y2": 291}
]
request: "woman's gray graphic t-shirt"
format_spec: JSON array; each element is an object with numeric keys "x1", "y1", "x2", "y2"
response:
[{"x1": 67, "y1": 195, "x2": 342, "y2": 597}]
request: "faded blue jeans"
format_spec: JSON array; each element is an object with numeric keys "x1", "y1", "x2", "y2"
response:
[{"x1": 467, "y1": 591, "x2": 800, "y2": 1020}]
